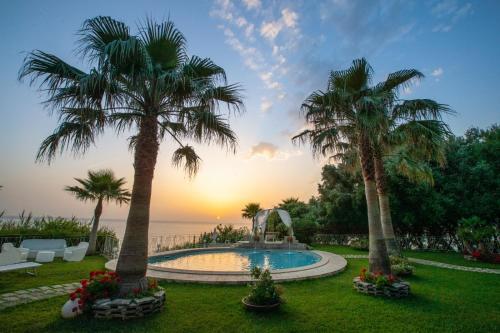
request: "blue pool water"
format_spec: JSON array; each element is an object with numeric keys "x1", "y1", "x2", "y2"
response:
[{"x1": 148, "y1": 249, "x2": 321, "y2": 272}]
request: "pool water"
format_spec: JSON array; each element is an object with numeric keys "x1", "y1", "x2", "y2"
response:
[{"x1": 148, "y1": 249, "x2": 321, "y2": 272}]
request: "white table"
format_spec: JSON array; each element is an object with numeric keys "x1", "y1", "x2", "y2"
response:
[{"x1": 35, "y1": 251, "x2": 55, "y2": 263}]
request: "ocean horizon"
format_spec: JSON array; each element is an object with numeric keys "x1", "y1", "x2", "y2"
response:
[{"x1": 0, "y1": 215, "x2": 250, "y2": 241}]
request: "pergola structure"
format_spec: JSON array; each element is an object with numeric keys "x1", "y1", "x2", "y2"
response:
[{"x1": 252, "y1": 209, "x2": 294, "y2": 237}]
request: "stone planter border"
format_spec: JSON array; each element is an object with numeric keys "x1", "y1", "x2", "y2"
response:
[
  {"x1": 92, "y1": 288, "x2": 166, "y2": 320},
  {"x1": 352, "y1": 277, "x2": 410, "y2": 298},
  {"x1": 241, "y1": 297, "x2": 281, "y2": 312}
]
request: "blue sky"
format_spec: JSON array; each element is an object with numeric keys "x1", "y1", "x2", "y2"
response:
[{"x1": 0, "y1": 0, "x2": 499, "y2": 222}]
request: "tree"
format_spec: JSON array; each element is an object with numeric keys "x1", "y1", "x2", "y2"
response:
[
  {"x1": 293, "y1": 58, "x2": 392, "y2": 274},
  {"x1": 370, "y1": 84, "x2": 452, "y2": 255},
  {"x1": 241, "y1": 203, "x2": 262, "y2": 233},
  {"x1": 65, "y1": 169, "x2": 130, "y2": 254},
  {"x1": 20, "y1": 16, "x2": 243, "y2": 292}
]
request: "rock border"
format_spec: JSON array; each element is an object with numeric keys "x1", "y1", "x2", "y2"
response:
[
  {"x1": 92, "y1": 288, "x2": 166, "y2": 320},
  {"x1": 352, "y1": 277, "x2": 410, "y2": 298}
]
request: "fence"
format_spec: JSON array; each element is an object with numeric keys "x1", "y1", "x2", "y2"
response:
[
  {"x1": 148, "y1": 234, "x2": 242, "y2": 254},
  {"x1": 313, "y1": 234, "x2": 467, "y2": 252},
  {"x1": 0, "y1": 234, "x2": 119, "y2": 258}
]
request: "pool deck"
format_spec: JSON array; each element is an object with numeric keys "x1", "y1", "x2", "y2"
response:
[{"x1": 105, "y1": 248, "x2": 347, "y2": 284}]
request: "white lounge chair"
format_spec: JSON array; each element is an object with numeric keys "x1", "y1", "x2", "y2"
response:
[
  {"x1": 0, "y1": 262, "x2": 42, "y2": 275},
  {"x1": 20, "y1": 239, "x2": 67, "y2": 259},
  {"x1": 63, "y1": 242, "x2": 89, "y2": 262},
  {"x1": 0, "y1": 243, "x2": 28, "y2": 266},
  {"x1": 1, "y1": 243, "x2": 29, "y2": 262}
]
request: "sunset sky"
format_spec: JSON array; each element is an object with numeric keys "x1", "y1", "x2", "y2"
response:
[{"x1": 0, "y1": 0, "x2": 499, "y2": 223}]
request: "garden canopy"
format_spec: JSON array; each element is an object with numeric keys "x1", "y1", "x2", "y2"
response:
[{"x1": 253, "y1": 209, "x2": 293, "y2": 236}]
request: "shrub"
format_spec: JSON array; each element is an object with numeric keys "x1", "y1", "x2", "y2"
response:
[
  {"x1": 458, "y1": 216, "x2": 499, "y2": 264},
  {"x1": 292, "y1": 217, "x2": 319, "y2": 244},
  {"x1": 0, "y1": 211, "x2": 116, "y2": 238},
  {"x1": 390, "y1": 255, "x2": 414, "y2": 276},
  {"x1": 70, "y1": 271, "x2": 120, "y2": 313},
  {"x1": 359, "y1": 268, "x2": 397, "y2": 288},
  {"x1": 348, "y1": 237, "x2": 369, "y2": 250},
  {"x1": 245, "y1": 267, "x2": 283, "y2": 306}
]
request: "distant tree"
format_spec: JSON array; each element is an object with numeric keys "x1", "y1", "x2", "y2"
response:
[
  {"x1": 241, "y1": 203, "x2": 262, "y2": 232},
  {"x1": 65, "y1": 169, "x2": 130, "y2": 255}
]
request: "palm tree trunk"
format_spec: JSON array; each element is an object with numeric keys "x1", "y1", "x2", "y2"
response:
[
  {"x1": 359, "y1": 135, "x2": 391, "y2": 274},
  {"x1": 373, "y1": 149, "x2": 399, "y2": 256},
  {"x1": 116, "y1": 116, "x2": 159, "y2": 293},
  {"x1": 87, "y1": 197, "x2": 103, "y2": 255}
]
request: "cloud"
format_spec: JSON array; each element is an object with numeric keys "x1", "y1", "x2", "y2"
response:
[
  {"x1": 431, "y1": 67, "x2": 444, "y2": 77},
  {"x1": 259, "y1": 71, "x2": 281, "y2": 90},
  {"x1": 259, "y1": 8, "x2": 299, "y2": 41},
  {"x1": 431, "y1": 0, "x2": 473, "y2": 32},
  {"x1": 247, "y1": 142, "x2": 302, "y2": 160},
  {"x1": 281, "y1": 8, "x2": 298, "y2": 28},
  {"x1": 260, "y1": 21, "x2": 283, "y2": 40},
  {"x1": 243, "y1": 0, "x2": 261, "y2": 10},
  {"x1": 260, "y1": 97, "x2": 273, "y2": 113}
]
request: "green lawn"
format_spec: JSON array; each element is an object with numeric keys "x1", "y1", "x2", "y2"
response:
[
  {"x1": 1, "y1": 247, "x2": 499, "y2": 333},
  {"x1": 0, "y1": 256, "x2": 106, "y2": 294},
  {"x1": 313, "y1": 244, "x2": 499, "y2": 269}
]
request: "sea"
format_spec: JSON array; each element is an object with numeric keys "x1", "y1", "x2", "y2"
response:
[{"x1": 100, "y1": 219, "x2": 250, "y2": 241}]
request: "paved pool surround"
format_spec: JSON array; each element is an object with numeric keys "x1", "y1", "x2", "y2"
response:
[{"x1": 105, "y1": 248, "x2": 347, "y2": 284}]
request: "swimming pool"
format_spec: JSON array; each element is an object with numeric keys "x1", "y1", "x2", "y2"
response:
[{"x1": 148, "y1": 248, "x2": 321, "y2": 272}]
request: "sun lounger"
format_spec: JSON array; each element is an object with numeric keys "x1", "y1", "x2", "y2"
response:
[{"x1": 0, "y1": 262, "x2": 42, "y2": 275}]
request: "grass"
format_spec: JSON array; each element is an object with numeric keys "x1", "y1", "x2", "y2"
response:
[
  {"x1": 314, "y1": 244, "x2": 499, "y2": 269},
  {"x1": 0, "y1": 246, "x2": 499, "y2": 332},
  {"x1": 0, "y1": 256, "x2": 106, "y2": 293}
]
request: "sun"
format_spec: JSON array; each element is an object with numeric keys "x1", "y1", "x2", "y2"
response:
[{"x1": 216, "y1": 216, "x2": 221, "y2": 220}]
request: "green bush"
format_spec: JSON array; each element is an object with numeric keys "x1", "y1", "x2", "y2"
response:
[
  {"x1": 292, "y1": 217, "x2": 319, "y2": 244},
  {"x1": 0, "y1": 211, "x2": 116, "y2": 238},
  {"x1": 390, "y1": 255, "x2": 414, "y2": 276},
  {"x1": 245, "y1": 267, "x2": 283, "y2": 305}
]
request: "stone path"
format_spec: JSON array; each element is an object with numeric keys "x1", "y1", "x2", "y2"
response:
[
  {"x1": 0, "y1": 282, "x2": 80, "y2": 311},
  {"x1": 342, "y1": 254, "x2": 500, "y2": 274}
]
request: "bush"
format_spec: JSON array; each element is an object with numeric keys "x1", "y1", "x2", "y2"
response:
[
  {"x1": 347, "y1": 237, "x2": 369, "y2": 250},
  {"x1": 0, "y1": 211, "x2": 116, "y2": 238},
  {"x1": 292, "y1": 217, "x2": 319, "y2": 244},
  {"x1": 245, "y1": 267, "x2": 283, "y2": 306},
  {"x1": 390, "y1": 255, "x2": 414, "y2": 276},
  {"x1": 359, "y1": 268, "x2": 397, "y2": 288},
  {"x1": 198, "y1": 224, "x2": 249, "y2": 244}
]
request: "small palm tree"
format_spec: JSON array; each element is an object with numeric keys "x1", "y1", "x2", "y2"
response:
[
  {"x1": 242, "y1": 203, "x2": 262, "y2": 233},
  {"x1": 20, "y1": 16, "x2": 243, "y2": 292},
  {"x1": 66, "y1": 169, "x2": 130, "y2": 254}
]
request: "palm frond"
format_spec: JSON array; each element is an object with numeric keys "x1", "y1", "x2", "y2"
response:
[
  {"x1": 78, "y1": 16, "x2": 130, "y2": 60},
  {"x1": 140, "y1": 18, "x2": 187, "y2": 70},
  {"x1": 186, "y1": 108, "x2": 237, "y2": 152},
  {"x1": 171, "y1": 146, "x2": 201, "y2": 178}
]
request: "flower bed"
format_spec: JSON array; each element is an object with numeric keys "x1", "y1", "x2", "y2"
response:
[
  {"x1": 92, "y1": 288, "x2": 166, "y2": 320},
  {"x1": 63, "y1": 271, "x2": 165, "y2": 320},
  {"x1": 352, "y1": 268, "x2": 410, "y2": 298}
]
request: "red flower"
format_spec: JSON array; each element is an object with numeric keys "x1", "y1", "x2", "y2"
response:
[{"x1": 69, "y1": 292, "x2": 77, "y2": 301}]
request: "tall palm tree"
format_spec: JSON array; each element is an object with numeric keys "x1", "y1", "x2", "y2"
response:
[
  {"x1": 65, "y1": 169, "x2": 131, "y2": 255},
  {"x1": 20, "y1": 16, "x2": 243, "y2": 292},
  {"x1": 293, "y1": 59, "x2": 397, "y2": 274},
  {"x1": 241, "y1": 202, "x2": 261, "y2": 233},
  {"x1": 371, "y1": 99, "x2": 452, "y2": 255}
]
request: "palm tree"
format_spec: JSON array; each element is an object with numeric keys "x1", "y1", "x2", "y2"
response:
[
  {"x1": 371, "y1": 99, "x2": 452, "y2": 255},
  {"x1": 20, "y1": 16, "x2": 243, "y2": 292},
  {"x1": 241, "y1": 203, "x2": 261, "y2": 233},
  {"x1": 65, "y1": 169, "x2": 131, "y2": 255},
  {"x1": 293, "y1": 59, "x2": 396, "y2": 274}
]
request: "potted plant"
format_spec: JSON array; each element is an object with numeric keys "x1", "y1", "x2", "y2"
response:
[{"x1": 242, "y1": 267, "x2": 283, "y2": 311}]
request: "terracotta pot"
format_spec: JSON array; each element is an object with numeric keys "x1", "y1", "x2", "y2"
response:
[{"x1": 242, "y1": 297, "x2": 280, "y2": 312}]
